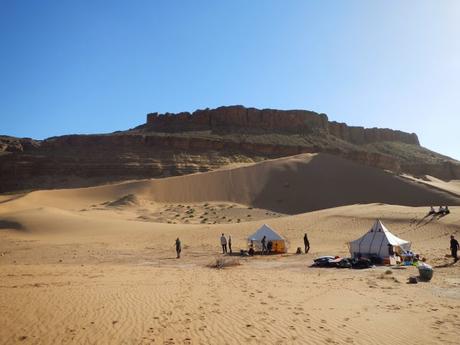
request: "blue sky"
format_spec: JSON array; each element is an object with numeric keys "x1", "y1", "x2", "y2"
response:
[{"x1": 1, "y1": 1, "x2": 459, "y2": 159}]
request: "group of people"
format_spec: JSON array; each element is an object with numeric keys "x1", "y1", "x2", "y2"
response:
[
  {"x1": 260, "y1": 236, "x2": 273, "y2": 255},
  {"x1": 296, "y1": 233, "x2": 311, "y2": 254},
  {"x1": 175, "y1": 233, "x2": 458, "y2": 265},
  {"x1": 428, "y1": 205, "x2": 450, "y2": 216}
]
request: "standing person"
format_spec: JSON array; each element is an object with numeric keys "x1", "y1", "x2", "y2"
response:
[
  {"x1": 267, "y1": 241, "x2": 273, "y2": 254},
  {"x1": 175, "y1": 238, "x2": 182, "y2": 259},
  {"x1": 220, "y1": 233, "x2": 227, "y2": 254},
  {"x1": 303, "y1": 233, "x2": 310, "y2": 254},
  {"x1": 261, "y1": 235, "x2": 267, "y2": 254},
  {"x1": 228, "y1": 235, "x2": 232, "y2": 254},
  {"x1": 450, "y1": 235, "x2": 459, "y2": 262}
]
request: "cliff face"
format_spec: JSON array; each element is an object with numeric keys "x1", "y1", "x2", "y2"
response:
[
  {"x1": 146, "y1": 106, "x2": 420, "y2": 146},
  {"x1": 0, "y1": 134, "x2": 262, "y2": 192},
  {"x1": 0, "y1": 105, "x2": 457, "y2": 193},
  {"x1": 0, "y1": 136, "x2": 40, "y2": 153}
]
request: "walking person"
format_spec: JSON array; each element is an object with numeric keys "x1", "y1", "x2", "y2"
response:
[
  {"x1": 228, "y1": 235, "x2": 232, "y2": 254},
  {"x1": 220, "y1": 233, "x2": 228, "y2": 254},
  {"x1": 261, "y1": 235, "x2": 267, "y2": 254},
  {"x1": 303, "y1": 233, "x2": 310, "y2": 254},
  {"x1": 175, "y1": 238, "x2": 182, "y2": 259},
  {"x1": 450, "y1": 235, "x2": 459, "y2": 262}
]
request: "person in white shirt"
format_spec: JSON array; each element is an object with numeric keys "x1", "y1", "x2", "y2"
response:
[{"x1": 220, "y1": 233, "x2": 227, "y2": 254}]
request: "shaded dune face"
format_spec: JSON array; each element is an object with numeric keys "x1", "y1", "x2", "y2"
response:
[
  {"x1": 144, "y1": 153, "x2": 459, "y2": 214},
  {"x1": 2, "y1": 153, "x2": 459, "y2": 217},
  {"x1": 249, "y1": 154, "x2": 460, "y2": 214}
]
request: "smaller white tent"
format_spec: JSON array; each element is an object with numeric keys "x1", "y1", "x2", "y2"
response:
[
  {"x1": 348, "y1": 220, "x2": 411, "y2": 258},
  {"x1": 247, "y1": 224, "x2": 287, "y2": 253}
]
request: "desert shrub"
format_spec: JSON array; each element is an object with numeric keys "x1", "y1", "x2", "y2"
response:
[{"x1": 208, "y1": 257, "x2": 241, "y2": 269}]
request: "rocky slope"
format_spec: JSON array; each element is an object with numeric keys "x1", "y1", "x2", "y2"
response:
[{"x1": 1, "y1": 106, "x2": 459, "y2": 193}]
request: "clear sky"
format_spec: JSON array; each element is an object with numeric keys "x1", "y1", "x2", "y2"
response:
[{"x1": 1, "y1": 1, "x2": 459, "y2": 159}]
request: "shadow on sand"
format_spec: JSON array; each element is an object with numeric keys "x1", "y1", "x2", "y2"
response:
[{"x1": 0, "y1": 220, "x2": 24, "y2": 231}]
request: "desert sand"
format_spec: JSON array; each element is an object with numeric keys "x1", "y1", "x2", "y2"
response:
[{"x1": 1, "y1": 154, "x2": 459, "y2": 345}]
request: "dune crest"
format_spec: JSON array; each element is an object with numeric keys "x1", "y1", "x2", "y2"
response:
[{"x1": 3, "y1": 153, "x2": 458, "y2": 216}]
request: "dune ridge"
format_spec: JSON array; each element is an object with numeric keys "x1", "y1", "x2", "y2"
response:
[{"x1": 2, "y1": 153, "x2": 459, "y2": 216}]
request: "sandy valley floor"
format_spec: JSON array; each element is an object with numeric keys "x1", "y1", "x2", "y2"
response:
[{"x1": 1, "y1": 155, "x2": 460, "y2": 344}]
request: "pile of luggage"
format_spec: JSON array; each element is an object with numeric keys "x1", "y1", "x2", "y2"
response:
[{"x1": 311, "y1": 256, "x2": 373, "y2": 269}]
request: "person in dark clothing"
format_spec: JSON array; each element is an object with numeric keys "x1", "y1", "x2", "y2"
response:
[
  {"x1": 267, "y1": 241, "x2": 273, "y2": 254},
  {"x1": 175, "y1": 238, "x2": 182, "y2": 258},
  {"x1": 304, "y1": 233, "x2": 310, "y2": 254},
  {"x1": 220, "y1": 233, "x2": 227, "y2": 254},
  {"x1": 445, "y1": 206, "x2": 450, "y2": 215},
  {"x1": 450, "y1": 235, "x2": 459, "y2": 262},
  {"x1": 249, "y1": 242, "x2": 255, "y2": 256},
  {"x1": 228, "y1": 235, "x2": 232, "y2": 254},
  {"x1": 261, "y1": 236, "x2": 267, "y2": 254}
]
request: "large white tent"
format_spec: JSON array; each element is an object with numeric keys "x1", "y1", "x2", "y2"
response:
[
  {"x1": 348, "y1": 219, "x2": 411, "y2": 258},
  {"x1": 247, "y1": 224, "x2": 287, "y2": 253}
]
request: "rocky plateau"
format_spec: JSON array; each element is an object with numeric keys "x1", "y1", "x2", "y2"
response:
[{"x1": 1, "y1": 105, "x2": 459, "y2": 193}]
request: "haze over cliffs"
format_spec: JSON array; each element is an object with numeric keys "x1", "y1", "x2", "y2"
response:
[{"x1": 1, "y1": 105, "x2": 459, "y2": 193}]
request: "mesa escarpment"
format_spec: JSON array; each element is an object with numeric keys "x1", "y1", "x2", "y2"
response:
[
  {"x1": 0, "y1": 105, "x2": 458, "y2": 193},
  {"x1": 145, "y1": 106, "x2": 420, "y2": 146}
]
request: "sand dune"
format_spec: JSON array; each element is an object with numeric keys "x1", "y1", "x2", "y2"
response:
[
  {"x1": 2, "y1": 153, "x2": 459, "y2": 216},
  {"x1": 1, "y1": 154, "x2": 460, "y2": 345},
  {"x1": 402, "y1": 174, "x2": 460, "y2": 197}
]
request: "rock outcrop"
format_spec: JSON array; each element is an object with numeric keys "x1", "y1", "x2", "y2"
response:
[
  {"x1": 146, "y1": 106, "x2": 420, "y2": 146},
  {"x1": 0, "y1": 136, "x2": 40, "y2": 153}
]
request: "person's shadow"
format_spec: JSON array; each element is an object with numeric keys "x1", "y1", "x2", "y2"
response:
[
  {"x1": 434, "y1": 261, "x2": 457, "y2": 268},
  {"x1": 436, "y1": 212, "x2": 449, "y2": 220},
  {"x1": 416, "y1": 213, "x2": 436, "y2": 227}
]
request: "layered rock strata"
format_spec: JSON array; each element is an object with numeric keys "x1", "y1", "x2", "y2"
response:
[{"x1": 146, "y1": 106, "x2": 419, "y2": 146}]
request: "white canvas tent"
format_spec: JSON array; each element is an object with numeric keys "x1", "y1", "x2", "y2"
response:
[
  {"x1": 247, "y1": 224, "x2": 287, "y2": 253},
  {"x1": 348, "y1": 219, "x2": 411, "y2": 258}
]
